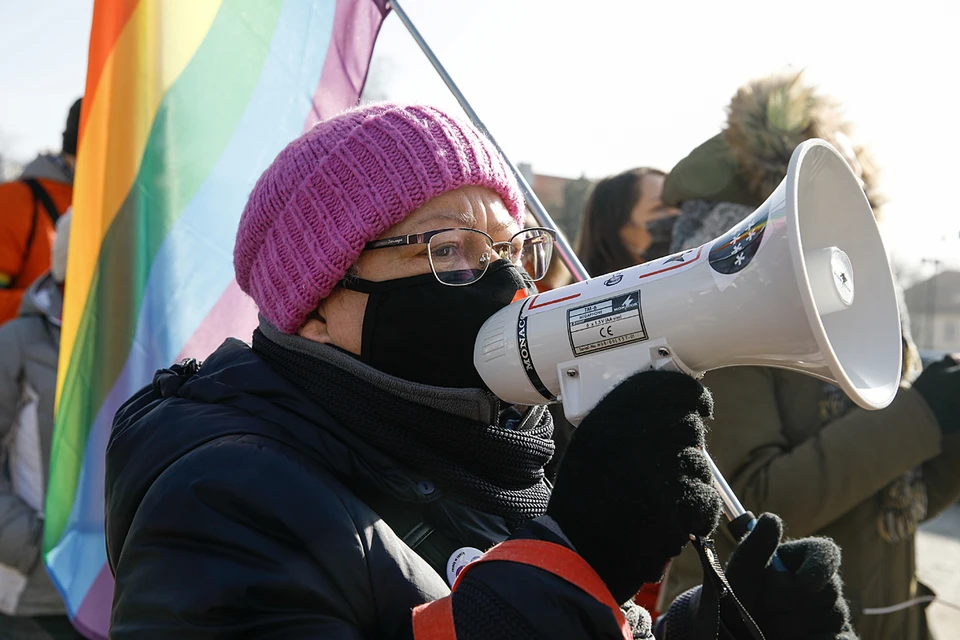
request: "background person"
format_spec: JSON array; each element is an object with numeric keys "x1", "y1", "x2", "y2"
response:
[{"x1": 657, "y1": 71, "x2": 960, "y2": 640}]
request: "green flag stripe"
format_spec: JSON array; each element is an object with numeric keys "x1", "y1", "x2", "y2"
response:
[{"x1": 45, "y1": 0, "x2": 284, "y2": 549}]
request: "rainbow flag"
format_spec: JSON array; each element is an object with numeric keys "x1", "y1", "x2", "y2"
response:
[{"x1": 44, "y1": 1, "x2": 387, "y2": 637}]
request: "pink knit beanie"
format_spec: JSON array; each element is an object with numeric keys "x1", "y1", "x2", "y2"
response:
[{"x1": 234, "y1": 103, "x2": 526, "y2": 334}]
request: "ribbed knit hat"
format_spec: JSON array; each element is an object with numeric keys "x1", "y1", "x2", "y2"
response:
[{"x1": 234, "y1": 103, "x2": 525, "y2": 334}]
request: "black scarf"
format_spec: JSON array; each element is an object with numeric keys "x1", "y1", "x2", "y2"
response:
[{"x1": 252, "y1": 328, "x2": 555, "y2": 527}]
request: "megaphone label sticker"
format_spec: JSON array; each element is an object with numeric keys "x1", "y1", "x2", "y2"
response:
[
  {"x1": 567, "y1": 289, "x2": 648, "y2": 356},
  {"x1": 708, "y1": 211, "x2": 768, "y2": 275}
]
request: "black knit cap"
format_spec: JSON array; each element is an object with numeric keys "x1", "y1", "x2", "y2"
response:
[{"x1": 62, "y1": 98, "x2": 82, "y2": 156}]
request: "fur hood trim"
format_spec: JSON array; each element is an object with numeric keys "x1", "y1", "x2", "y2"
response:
[{"x1": 724, "y1": 70, "x2": 881, "y2": 212}]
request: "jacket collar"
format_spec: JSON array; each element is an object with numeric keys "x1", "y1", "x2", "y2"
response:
[
  {"x1": 168, "y1": 339, "x2": 447, "y2": 504},
  {"x1": 257, "y1": 317, "x2": 501, "y2": 425}
]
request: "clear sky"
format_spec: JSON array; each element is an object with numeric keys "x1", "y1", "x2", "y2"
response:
[{"x1": 2, "y1": 0, "x2": 958, "y2": 280}]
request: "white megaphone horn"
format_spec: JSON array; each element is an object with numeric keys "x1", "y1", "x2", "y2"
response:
[{"x1": 475, "y1": 137, "x2": 901, "y2": 465}]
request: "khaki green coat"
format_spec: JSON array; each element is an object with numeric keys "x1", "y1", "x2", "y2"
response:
[{"x1": 659, "y1": 367, "x2": 960, "y2": 640}]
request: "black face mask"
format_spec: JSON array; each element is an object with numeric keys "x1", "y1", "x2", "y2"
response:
[
  {"x1": 641, "y1": 216, "x2": 677, "y2": 262},
  {"x1": 341, "y1": 260, "x2": 532, "y2": 389}
]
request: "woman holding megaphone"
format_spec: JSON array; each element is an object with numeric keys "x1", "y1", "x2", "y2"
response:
[{"x1": 104, "y1": 103, "x2": 857, "y2": 639}]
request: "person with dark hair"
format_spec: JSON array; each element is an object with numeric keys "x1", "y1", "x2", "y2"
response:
[
  {"x1": 576, "y1": 167, "x2": 678, "y2": 277},
  {"x1": 657, "y1": 71, "x2": 960, "y2": 640},
  {"x1": 105, "y1": 103, "x2": 857, "y2": 640},
  {"x1": 0, "y1": 98, "x2": 81, "y2": 324}
]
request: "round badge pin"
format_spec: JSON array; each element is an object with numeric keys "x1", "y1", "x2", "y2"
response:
[{"x1": 446, "y1": 547, "x2": 484, "y2": 587}]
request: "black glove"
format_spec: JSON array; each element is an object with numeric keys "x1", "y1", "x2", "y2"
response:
[
  {"x1": 723, "y1": 513, "x2": 857, "y2": 640},
  {"x1": 547, "y1": 370, "x2": 722, "y2": 604},
  {"x1": 912, "y1": 354, "x2": 960, "y2": 435}
]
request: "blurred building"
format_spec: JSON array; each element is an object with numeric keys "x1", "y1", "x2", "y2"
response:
[
  {"x1": 518, "y1": 163, "x2": 593, "y2": 245},
  {"x1": 905, "y1": 270, "x2": 960, "y2": 353}
]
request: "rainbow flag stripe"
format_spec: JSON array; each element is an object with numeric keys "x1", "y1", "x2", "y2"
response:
[{"x1": 45, "y1": 1, "x2": 386, "y2": 637}]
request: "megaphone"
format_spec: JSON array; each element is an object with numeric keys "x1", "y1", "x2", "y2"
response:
[{"x1": 475, "y1": 139, "x2": 902, "y2": 426}]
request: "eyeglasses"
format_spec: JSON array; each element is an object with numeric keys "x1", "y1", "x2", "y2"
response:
[{"x1": 364, "y1": 226, "x2": 557, "y2": 286}]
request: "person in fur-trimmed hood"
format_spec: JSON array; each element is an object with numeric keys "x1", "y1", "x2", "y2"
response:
[{"x1": 657, "y1": 70, "x2": 960, "y2": 640}]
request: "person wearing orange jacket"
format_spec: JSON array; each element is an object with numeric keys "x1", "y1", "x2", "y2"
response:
[{"x1": 0, "y1": 98, "x2": 81, "y2": 325}]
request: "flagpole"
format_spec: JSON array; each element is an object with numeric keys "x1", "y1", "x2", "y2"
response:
[{"x1": 387, "y1": 0, "x2": 589, "y2": 283}]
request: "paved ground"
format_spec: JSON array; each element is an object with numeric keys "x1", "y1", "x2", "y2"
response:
[{"x1": 918, "y1": 502, "x2": 960, "y2": 639}]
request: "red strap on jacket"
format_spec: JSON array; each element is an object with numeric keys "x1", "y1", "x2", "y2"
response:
[
  {"x1": 412, "y1": 596, "x2": 455, "y2": 640},
  {"x1": 412, "y1": 539, "x2": 632, "y2": 639}
]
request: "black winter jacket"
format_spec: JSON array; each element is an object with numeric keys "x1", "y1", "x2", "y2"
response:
[{"x1": 105, "y1": 338, "x2": 649, "y2": 639}]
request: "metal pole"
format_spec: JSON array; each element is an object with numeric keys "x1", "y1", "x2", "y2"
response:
[
  {"x1": 387, "y1": 0, "x2": 589, "y2": 283},
  {"x1": 921, "y1": 258, "x2": 942, "y2": 349},
  {"x1": 707, "y1": 453, "x2": 746, "y2": 520},
  {"x1": 389, "y1": 0, "x2": 748, "y2": 524}
]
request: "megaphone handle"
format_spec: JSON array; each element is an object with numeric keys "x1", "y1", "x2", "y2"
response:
[{"x1": 707, "y1": 454, "x2": 788, "y2": 572}]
